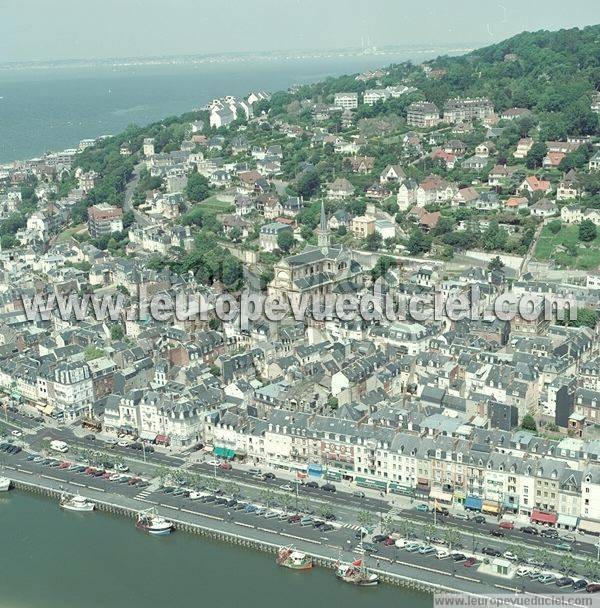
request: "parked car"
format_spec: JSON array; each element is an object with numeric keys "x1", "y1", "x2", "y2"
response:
[
  {"x1": 572, "y1": 579, "x2": 588, "y2": 591},
  {"x1": 555, "y1": 542, "x2": 572, "y2": 551},
  {"x1": 490, "y1": 529, "x2": 504, "y2": 537},
  {"x1": 562, "y1": 533, "x2": 576, "y2": 542},
  {"x1": 434, "y1": 506, "x2": 449, "y2": 516},
  {"x1": 321, "y1": 483, "x2": 336, "y2": 492},
  {"x1": 464, "y1": 557, "x2": 478, "y2": 567},
  {"x1": 450, "y1": 553, "x2": 466, "y2": 562},
  {"x1": 472, "y1": 515, "x2": 486, "y2": 524},
  {"x1": 520, "y1": 526, "x2": 538, "y2": 535},
  {"x1": 353, "y1": 491, "x2": 366, "y2": 498},
  {"x1": 482, "y1": 547, "x2": 502, "y2": 557},
  {"x1": 362, "y1": 542, "x2": 378, "y2": 554},
  {"x1": 499, "y1": 520, "x2": 514, "y2": 530},
  {"x1": 263, "y1": 472, "x2": 276, "y2": 480},
  {"x1": 372, "y1": 534, "x2": 388, "y2": 543},
  {"x1": 587, "y1": 583, "x2": 600, "y2": 593},
  {"x1": 304, "y1": 481, "x2": 319, "y2": 489},
  {"x1": 435, "y1": 548, "x2": 450, "y2": 559},
  {"x1": 555, "y1": 577, "x2": 574, "y2": 588},
  {"x1": 503, "y1": 551, "x2": 517, "y2": 561},
  {"x1": 287, "y1": 514, "x2": 301, "y2": 523},
  {"x1": 516, "y1": 566, "x2": 532, "y2": 577},
  {"x1": 84, "y1": 434, "x2": 96, "y2": 441},
  {"x1": 321, "y1": 524, "x2": 334, "y2": 533},
  {"x1": 279, "y1": 484, "x2": 294, "y2": 492},
  {"x1": 418, "y1": 545, "x2": 436, "y2": 555},
  {"x1": 538, "y1": 573, "x2": 556, "y2": 585},
  {"x1": 540, "y1": 528, "x2": 558, "y2": 539},
  {"x1": 415, "y1": 503, "x2": 429, "y2": 512},
  {"x1": 453, "y1": 512, "x2": 470, "y2": 521},
  {"x1": 405, "y1": 542, "x2": 423, "y2": 553},
  {"x1": 218, "y1": 462, "x2": 232, "y2": 471}
]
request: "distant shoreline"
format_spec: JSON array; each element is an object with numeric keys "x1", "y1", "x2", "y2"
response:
[{"x1": 0, "y1": 45, "x2": 472, "y2": 73}]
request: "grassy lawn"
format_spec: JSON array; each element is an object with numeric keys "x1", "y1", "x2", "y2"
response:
[
  {"x1": 200, "y1": 195, "x2": 233, "y2": 213},
  {"x1": 535, "y1": 224, "x2": 600, "y2": 269},
  {"x1": 55, "y1": 224, "x2": 86, "y2": 243}
]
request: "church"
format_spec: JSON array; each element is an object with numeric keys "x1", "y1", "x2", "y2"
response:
[{"x1": 268, "y1": 201, "x2": 363, "y2": 299}]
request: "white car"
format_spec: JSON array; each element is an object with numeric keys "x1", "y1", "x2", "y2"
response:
[
  {"x1": 206, "y1": 459, "x2": 219, "y2": 467},
  {"x1": 104, "y1": 438, "x2": 117, "y2": 445},
  {"x1": 117, "y1": 440, "x2": 130, "y2": 448},
  {"x1": 453, "y1": 512, "x2": 470, "y2": 521},
  {"x1": 516, "y1": 566, "x2": 531, "y2": 577},
  {"x1": 436, "y1": 548, "x2": 450, "y2": 559},
  {"x1": 279, "y1": 483, "x2": 294, "y2": 491},
  {"x1": 11, "y1": 430, "x2": 22, "y2": 437},
  {"x1": 394, "y1": 538, "x2": 408, "y2": 548},
  {"x1": 503, "y1": 551, "x2": 517, "y2": 561}
]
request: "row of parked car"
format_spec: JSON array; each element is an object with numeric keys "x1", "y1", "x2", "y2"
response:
[
  {"x1": 23, "y1": 453, "x2": 149, "y2": 487},
  {"x1": 160, "y1": 484, "x2": 339, "y2": 530},
  {"x1": 0, "y1": 441, "x2": 22, "y2": 455},
  {"x1": 515, "y1": 567, "x2": 599, "y2": 592}
]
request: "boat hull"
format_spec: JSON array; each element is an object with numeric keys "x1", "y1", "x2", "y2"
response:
[
  {"x1": 61, "y1": 504, "x2": 95, "y2": 512},
  {"x1": 0, "y1": 478, "x2": 11, "y2": 492},
  {"x1": 136, "y1": 522, "x2": 173, "y2": 536}
]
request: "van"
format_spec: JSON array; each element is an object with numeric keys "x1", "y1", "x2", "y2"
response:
[{"x1": 50, "y1": 440, "x2": 68, "y2": 453}]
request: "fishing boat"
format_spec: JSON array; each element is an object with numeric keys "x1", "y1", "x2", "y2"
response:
[
  {"x1": 0, "y1": 476, "x2": 11, "y2": 492},
  {"x1": 276, "y1": 545, "x2": 313, "y2": 570},
  {"x1": 335, "y1": 559, "x2": 379, "y2": 586},
  {"x1": 136, "y1": 508, "x2": 174, "y2": 536},
  {"x1": 60, "y1": 493, "x2": 95, "y2": 512}
]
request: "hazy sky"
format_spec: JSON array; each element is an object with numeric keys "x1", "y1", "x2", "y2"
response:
[{"x1": 2, "y1": 0, "x2": 598, "y2": 62}]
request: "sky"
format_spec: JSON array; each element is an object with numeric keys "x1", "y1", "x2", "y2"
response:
[{"x1": 1, "y1": 0, "x2": 599, "y2": 63}]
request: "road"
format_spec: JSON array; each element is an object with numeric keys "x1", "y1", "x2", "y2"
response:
[{"x1": 2, "y1": 448, "x2": 591, "y2": 596}]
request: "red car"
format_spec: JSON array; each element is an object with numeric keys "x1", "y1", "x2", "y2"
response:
[
  {"x1": 384, "y1": 537, "x2": 395, "y2": 546},
  {"x1": 287, "y1": 514, "x2": 301, "y2": 523},
  {"x1": 587, "y1": 584, "x2": 600, "y2": 593},
  {"x1": 464, "y1": 557, "x2": 478, "y2": 567},
  {"x1": 499, "y1": 520, "x2": 514, "y2": 530},
  {"x1": 59, "y1": 461, "x2": 70, "y2": 469},
  {"x1": 84, "y1": 467, "x2": 96, "y2": 475},
  {"x1": 128, "y1": 477, "x2": 141, "y2": 485},
  {"x1": 218, "y1": 462, "x2": 232, "y2": 471}
]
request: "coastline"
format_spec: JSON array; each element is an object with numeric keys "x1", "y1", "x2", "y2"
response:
[{"x1": 3, "y1": 465, "x2": 504, "y2": 597}]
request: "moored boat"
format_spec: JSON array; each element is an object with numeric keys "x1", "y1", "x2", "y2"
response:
[
  {"x1": 136, "y1": 509, "x2": 174, "y2": 535},
  {"x1": 276, "y1": 545, "x2": 313, "y2": 570},
  {"x1": 0, "y1": 476, "x2": 11, "y2": 492},
  {"x1": 335, "y1": 560, "x2": 379, "y2": 586},
  {"x1": 60, "y1": 493, "x2": 95, "y2": 512}
]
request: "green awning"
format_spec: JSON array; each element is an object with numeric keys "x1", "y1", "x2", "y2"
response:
[{"x1": 214, "y1": 447, "x2": 235, "y2": 459}]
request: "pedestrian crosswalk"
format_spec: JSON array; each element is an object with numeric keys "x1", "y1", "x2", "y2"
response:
[
  {"x1": 137, "y1": 487, "x2": 154, "y2": 500},
  {"x1": 340, "y1": 522, "x2": 363, "y2": 531}
]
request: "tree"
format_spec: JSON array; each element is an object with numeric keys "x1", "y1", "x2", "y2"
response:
[
  {"x1": 424, "y1": 523, "x2": 437, "y2": 541},
  {"x1": 547, "y1": 219, "x2": 562, "y2": 234},
  {"x1": 380, "y1": 514, "x2": 395, "y2": 536},
  {"x1": 559, "y1": 553, "x2": 576, "y2": 575},
  {"x1": 521, "y1": 414, "x2": 537, "y2": 432},
  {"x1": 371, "y1": 255, "x2": 397, "y2": 281},
  {"x1": 407, "y1": 228, "x2": 432, "y2": 255},
  {"x1": 578, "y1": 219, "x2": 597, "y2": 242},
  {"x1": 525, "y1": 142, "x2": 547, "y2": 169},
  {"x1": 277, "y1": 229, "x2": 294, "y2": 253},
  {"x1": 365, "y1": 232, "x2": 383, "y2": 251},
  {"x1": 296, "y1": 170, "x2": 321, "y2": 199},
  {"x1": 443, "y1": 528, "x2": 461, "y2": 551},
  {"x1": 487, "y1": 255, "x2": 505, "y2": 272},
  {"x1": 357, "y1": 509, "x2": 375, "y2": 532},
  {"x1": 185, "y1": 172, "x2": 210, "y2": 203},
  {"x1": 583, "y1": 558, "x2": 600, "y2": 580},
  {"x1": 110, "y1": 324, "x2": 124, "y2": 341}
]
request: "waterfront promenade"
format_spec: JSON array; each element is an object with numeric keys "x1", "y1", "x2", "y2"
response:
[{"x1": 3, "y1": 462, "x2": 512, "y2": 596}]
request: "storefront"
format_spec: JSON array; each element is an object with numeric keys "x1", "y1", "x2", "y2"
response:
[
  {"x1": 503, "y1": 495, "x2": 519, "y2": 512},
  {"x1": 213, "y1": 446, "x2": 235, "y2": 460},
  {"x1": 429, "y1": 488, "x2": 453, "y2": 504},
  {"x1": 355, "y1": 476, "x2": 387, "y2": 491},
  {"x1": 578, "y1": 519, "x2": 600, "y2": 535},
  {"x1": 464, "y1": 496, "x2": 483, "y2": 511},
  {"x1": 557, "y1": 514, "x2": 578, "y2": 531},
  {"x1": 307, "y1": 463, "x2": 323, "y2": 478},
  {"x1": 389, "y1": 482, "x2": 414, "y2": 496},
  {"x1": 482, "y1": 500, "x2": 501, "y2": 516},
  {"x1": 530, "y1": 509, "x2": 558, "y2": 526},
  {"x1": 155, "y1": 434, "x2": 170, "y2": 446},
  {"x1": 415, "y1": 478, "x2": 430, "y2": 498}
]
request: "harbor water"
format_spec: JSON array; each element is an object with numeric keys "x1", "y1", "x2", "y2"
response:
[{"x1": 0, "y1": 492, "x2": 432, "y2": 608}]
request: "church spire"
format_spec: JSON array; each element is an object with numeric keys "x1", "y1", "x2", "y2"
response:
[{"x1": 316, "y1": 200, "x2": 330, "y2": 248}]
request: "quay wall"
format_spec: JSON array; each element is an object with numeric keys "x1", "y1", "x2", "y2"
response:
[{"x1": 11, "y1": 476, "x2": 478, "y2": 595}]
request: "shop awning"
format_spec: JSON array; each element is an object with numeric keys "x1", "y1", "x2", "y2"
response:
[
  {"x1": 213, "y1": 446, "x2": 235, "y2": 459},
  {"x1": 531, "y1": 509, "x2": 558, "y2": 525},
  {"x1": 557, "y1": 514, "x2": 578, "y2": 528},
  {"x1": 139, "y1": 431, "x2": 157, "y2": 441},
  {"x1": 430, "y1": 489, "x2": 453, "y2": 503},
  {"x1": 482, "y1": 501, "x2": 501, "y2": 515},
  {"x1": 307, "y1": 464, "x2": 323, "y2": 477},
  {"x1": 465, "y1": 496, "x2": 483, "y2": 511},
  {"x1": 578, "y1": 519, "x2": 600, "y2": 534}
]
